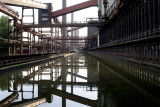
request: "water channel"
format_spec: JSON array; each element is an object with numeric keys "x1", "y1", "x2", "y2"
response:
[{"x1": 0, "y1": 53, "x2": 160, "y2": 107}]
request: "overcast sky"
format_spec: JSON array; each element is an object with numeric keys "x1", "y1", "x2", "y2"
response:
[
  {"x1": 39, "y1": 0, "x2": 98, "y2": 36},
  {"x1": 0, "y1": 0, "x2": 99, "y2": 36},
  {"x1": 0, "y1": 0, "x2": 115, "y2": 36}
]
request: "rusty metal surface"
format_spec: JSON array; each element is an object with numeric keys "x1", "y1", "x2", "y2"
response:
[
  {"x1": 0, "y1": 0, "x2": 47, "y2": 9},
  {"x1": 23, "y1": 22, "x2": 99, "y2": 28},
  {"x1": 52, "y1": 36, "x2": 92, "y2": 40},
  {"x1": 52, "y1": 0, "x2": 98, "y2": 17},
  {"x1": 67, "y1": 27, "x2": 83, "y2": 32},
  {"x1": 87, "y1": 0, "x2": 160, "y2": 68},
  {"x1": 0, "y1": 2, "x2": 19, "y2": 19},
  {"x1": 0, "y1": 54, "x2": 50, "y2": 68},
  {"x1": 0, "y1": 92, "x2": 19, "y2": 107}
]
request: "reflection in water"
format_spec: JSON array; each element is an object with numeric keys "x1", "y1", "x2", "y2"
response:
[{"x1": 0, "y1": 53, "x2": 160, "y2": 107}]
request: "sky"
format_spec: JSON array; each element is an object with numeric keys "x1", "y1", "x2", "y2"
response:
[
  {"x1": 39, "y1": 0, "x2": 98, "y2": 36},
  {"x1": 0, "y1": 0, "x2": 98, "y2": 36},
  {"x1": 0, "y1": 0, "x2": 115, "y2": 36},
  {"x1": 51, "y1": 0, "x2": 98, "y2": 36}
]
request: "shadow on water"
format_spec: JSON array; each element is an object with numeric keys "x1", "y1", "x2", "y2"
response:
[{"x1": 0, "y1": 53, "x2": 160, "y2": 107}]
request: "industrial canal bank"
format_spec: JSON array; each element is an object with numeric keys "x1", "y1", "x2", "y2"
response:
[{"x1": 0, "y1": 53, "x2": 160, "y2": 107}]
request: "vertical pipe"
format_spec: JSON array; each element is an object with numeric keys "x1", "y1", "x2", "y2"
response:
[
  {"x1": 140, "y1": 0, "x2": 143, "y2": 34},
  {"x1": 51, "y1": 62, "x2": 53, "y2": 80},
  {"x1": 103, "y1": 0, "x2": 108, "y2": 17},
  {"x1": 55, "y1": 28, "x2": 57, "y2": 53},
  {"x1": 143, "y1": 0, "x2": 147, "y2": 37},
  {"x1": 152, "y1": 0, "x2": 156, "y2": 32},
  {"x1": 33, "y1": 8, "x2": 36, "y2": 54},
  {"x1": 137, "y1": 1, "x2": 140, "y2": 38},
  {"x1": 30, "y1": 31, "x2": 32, "y2": 54},
  {"x1": 148, "y1": 0, "x2": 151, "y2": 36},
  {"x1": 13, "y1": 20, "x2": 16, "y2": 55},
  {"x1": 20, "y1": 19, "x2": 23, "y2": 55},
  {"x1": 8, "y1": 19, "x2": 10, "y2": 56},
  {"x1": 40, "y1": 28, "x2": 43, "y2": 54},
  {"x1": 158, "y1": 0, "x2": 160, "y2": 31},
  {"x1": 97, "y1": 33, "x2": 100, "y2": 47},
  {"x1": 98, "y1": 0, "x2": 103, "y2": 21},
  {"x1": 62, "y1": 0, "x2": 67, "y2": 53},
  {"x1": 62, "y1": 58, "x2": 67, "y2": 107},
  {"x1": 38, "y1": 33, "x2": 39, "y2": 54},
  {"x1": 71, "y1": 13, "x2": 74, "y2": 50},
  {"x1": 28, "y1": 30, "x2": 30, "y2": 54},
  {"x1": 21, "y1": 7, "x2": 24, "y2": 55},
  {"x1": 51, "y1": 27, "x2": 53, "y2": 53}
]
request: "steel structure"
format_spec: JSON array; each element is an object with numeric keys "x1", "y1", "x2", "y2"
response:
[
  {"x1": 8, "y1": 19, "x2": 23, "y2": 56},
  {"x1": 53, "y1": 36, "x2": 92, "y2": 40},
  {"x1": 4, "y1": 56, "x2": 98, "y2": 107},
  {"x1": 0, "y1": 0, "x2": 48, "y2": 9},
  {"x1": 0, "y1": 2, "x2": 19, "y2": 19},
  {"x1": 3, "y1": 0, "x2": 159, "y2": 69},
  {"x1": 52, "y1": 0, "x2": 98, "y2": 18},
  {"x1": 87, "y1": 0, "x2": 160, "y2": 68},
  {"x1": 0, "y1": 54, "x2": 50, "y2": 68},
  {"x1": 0, "y1": 0, "x2": 102, "y2": 57},
  {"x1": 23, "y1": 22, "x2": 99, "y2": 28}
]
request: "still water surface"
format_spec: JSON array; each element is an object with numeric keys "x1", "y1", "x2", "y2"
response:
[{"x1": 0, "y1": 53, "x2": 160, "y2": 107}]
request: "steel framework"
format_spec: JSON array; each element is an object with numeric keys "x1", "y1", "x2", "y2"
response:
[{"x1": 87, "y1": 0, "x2": 160, "y2": 68}]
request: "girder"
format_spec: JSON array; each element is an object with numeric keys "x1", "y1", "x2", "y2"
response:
[
  {"x1": 53, "y1": 36, "x2": 92, "y2": 40},
  {"x1": 52, "y1": 0, "x2": 98, "y2": 17},
  {"x1": 0, "y1": 0, "x2": 47, "y2": 9},
  {"x1": 23, "y1": 22, "x2": 98, "y2": 28},
  {"x1": 0, "y1": 2, "x2": 19, "y2": 19},
  {"x1": 67, "y1": 27, "x2": 83, "y2": 32},
  {"x1": 87, "y1": 0, "x2": 160, "y2": 68}
]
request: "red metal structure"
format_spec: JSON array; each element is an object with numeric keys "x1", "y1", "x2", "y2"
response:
[
  {"x1": 0, "y1": 0, "x2": 48, "y2": 9},
  {"x1": 0, "y1": 0, "x2": 99, "y2": 56},
  {"x1": 0, "y1": 2, "x2": 19, "y2": 19},
  {"x1": 52, "y1": 0, "x2": 98, "y2": 18}
]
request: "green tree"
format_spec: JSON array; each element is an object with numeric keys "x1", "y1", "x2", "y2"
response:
[
  {"x1": 0, "y1": 77, "x2": 11, "y2": 91},
  {"x1": 0, "y1": 15, "x2": 11, "y2": 39},
  {"x1": 0, "y1": 16, "x2": 13, "y2": 56}
]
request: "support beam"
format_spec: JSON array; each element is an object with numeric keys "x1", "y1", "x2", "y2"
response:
[
  {"x1": 29, "y1": 81, "x2": 96, "y2": 86},
  {"x1": 0, "y1": 92, "x2": 19, "y2": 107},
  {"x1": 67, "y1": 27, "x2": 83, "y2": 32},
  {"x1": 62, "y1": 0, "x2": 67, "y2": 52},
  {"x1": 10, "y1": 98, "x2": 47, "y2": 107},
  {"x1": 0, "y1": 2, "x2": 19, "y2": 19},
  {"x1": 67, "y1": 72, "x2": 88, "y2": 80},
  {"x1": 52, "y1": 89, "x2": 97, "y2": 107},
  {"x1": 52, "y1": 0, "x2": 98, "y2": 17},
  {"x1": 23, "y1": 23, "x2": 98, "y2": 28},
  {"x1": 0, "y1": 0, "x2": 47, "y2": 9}
]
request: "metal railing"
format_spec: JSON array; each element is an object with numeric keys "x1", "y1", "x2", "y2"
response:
[{"x1": 104, "y1": 26, "x2": 160, "y2": 46}]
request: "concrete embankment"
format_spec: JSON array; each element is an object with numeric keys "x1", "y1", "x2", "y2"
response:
[{"x1": 0, "y1": 53, "x2": 74, "y2": 73}]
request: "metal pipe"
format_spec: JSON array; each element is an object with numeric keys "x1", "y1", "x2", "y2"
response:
[
  {"x1": 103, "y1": 0, "x2": 108, "y2": 17},
  {"x1": 62, "y1": 0, "x2": 67, "y2": 52},
  {"x1": 8, "y1": 19, "x2": 11, "y2": 56},
  {"x1": 20, "y1": 19, "x2": 23, "y2": 55}
]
